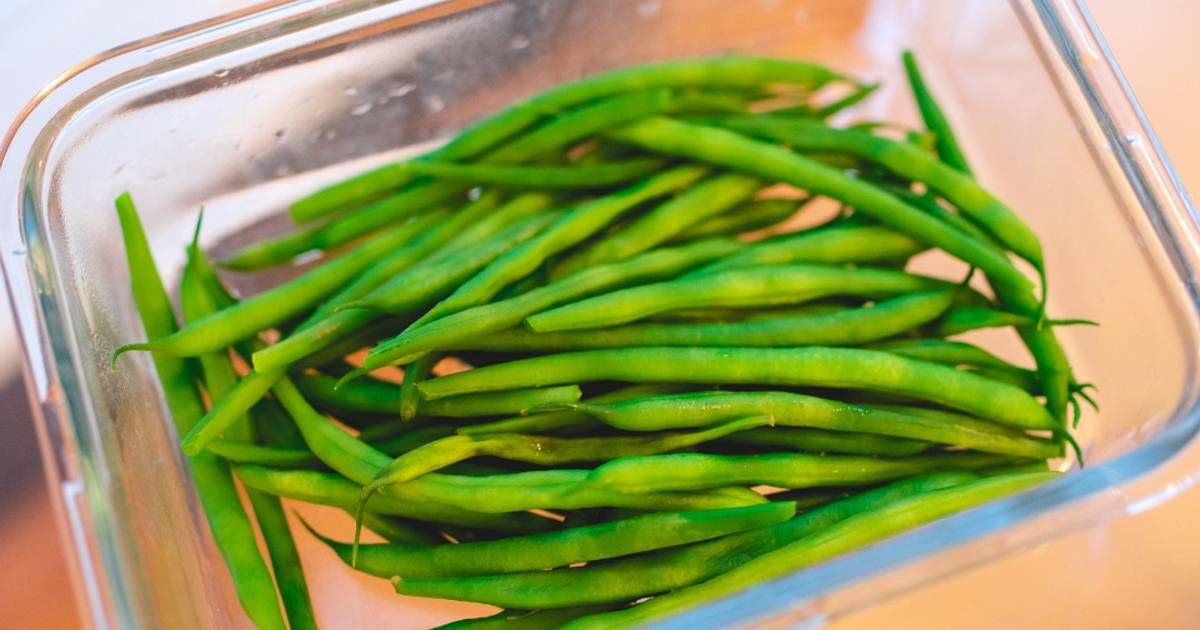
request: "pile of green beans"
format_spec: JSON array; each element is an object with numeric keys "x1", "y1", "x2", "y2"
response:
[{"x1": 112, "y1": 52, "x2": 1090, "y2": 628}]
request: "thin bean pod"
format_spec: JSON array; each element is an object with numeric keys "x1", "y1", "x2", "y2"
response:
[
  {"x1": 458, "y1": 384, "x2": 687, "y2": 436},
  {"x1": 453, "y1": 289, "x2": 954, "y2": 350},
  {"x1": 525, "y1": 264, "x2": 949, "y2": 332},
  {"x1": 434, "y1": 605, "x2": 622, "y2": 630},
  {"x1": 567, "y1": 389, "x2": 1059, "y2": 458},
  {"x1": 402, "y1": 158, "x2": 665, "y2": 188},
  {"x1": 693, "y1": 224, "x2": 927, "y2": 273},
  {"x1": 669, "y1": 197, "x2": 807, "y2": 241},
  {"x1": 294, "y1": 372, "x2": 582, "y2": 418},
  {"x1": 902, "y1": 49, "x2": 972, "y2": 174},
  {"x1": 723, "y1": 427, "x2": 931, "y2": 456}
]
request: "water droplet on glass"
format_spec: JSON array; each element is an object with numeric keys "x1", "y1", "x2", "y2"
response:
[
  {"x1": 637, "y1": 0, "x2": 661, "y2": 17},
  {"x1": 274, "y1": 128, "x2": 287, "y2": 142},
  {"x1": 213, "y1": 68, "x2": 231, "y2": 78},
  {"x1": 376, "y1": 95, "x2": 390, "y2": 105},
  {"x1": 343, "y1": 86, "x2": 359, "y2": 96},
  {"x1": 425, "y1": 94, "x2": 445, "y2": 113},
  {"x1": 388, "y1": 82, "x2": 416, "y2": 98},
  {"x1": 323, "y1": 129, "x2": 338, "y2": 141},
  {"x1": 510, "y1": 34, "x2": 531, "y2": 50},
  {"x1": 350, "y1": 101, "x2": 373, "y2": 116},
  {"x1": 1124, "y1": 133, "x2": 1142, "y2": 147}
]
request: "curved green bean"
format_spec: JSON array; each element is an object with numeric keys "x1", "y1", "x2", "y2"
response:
[
  {"x1": 723, "y1": 427, "x2": 931, "y2": 456},
  {"x1": 404, "y1": 158, "x2": 665, "y2": 188},
  {"x1": 695, "y1": 224, "x2": 927, "y2": 273},
  {"x1": 902, "y1": 49, "x2": 972, "y2": 174},
  {"x1": 566, "y1": 389, "x2": 1058, "y2": 458},
  {"x1": 458, "y1": 384, "x2": 687, "y2": 436},
  {"x1": 453, "y1": 289, "x2": 953, "y2": 350},
  {"x1": 294, "y1": 372, "x2": 582, "y2": 418},
  {"x1": 670, "y1": 197, "x2": 807, "y2": 242},
  {"x1": 525, "y1": 264, "x2": 949, "y2": 332}
]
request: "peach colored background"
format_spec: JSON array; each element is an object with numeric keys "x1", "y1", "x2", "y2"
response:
[{"x1": 0, "y1": 1, "x2": 1197, "y2": 628}]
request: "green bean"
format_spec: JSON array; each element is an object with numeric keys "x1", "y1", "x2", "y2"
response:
[
  {"x1": 458, "y1": 384, "x2": 687, "y2": 436},
  {"x1": 455, "y1": 289, "x2": 953, "y2": 351},
  {"x1": 180, "y1": 234, "x2": 319, "y2": 630},
  {"x1": 902, "y1": 49, "x2": 972, "y2": 174},
  {"x1": 399, "y1": 353, "x2": 439, "y2": 422},
  {"x1": 404, "y1": 165, "x2": 709, "y2": 331},
  {"x1": 234, "y1": 465, "x2": 552, "y2": 532},
  {"x1": 567, "y1": 471, "x2": 1056, "y2": 628},
  {"x1": 207, "y1": 440, "x2": 322, "y2": 468},
  {"x1": 309, "y1": 502, "x2": 794, "y2": 579},
  {"x1": 586, "y1": 451, "x2": 1010, "y2": 493},
  {"x1": 723, "y1": 427, "x2": 931, "y2": 456},
  {"x1": 114, "y1": 194, "x2": 286, "y2": 630},
  {"x1": 181, "y1": 367, "x2": 284, "y2": 455},
  {"x1": 355, "y1": 511, "x2": 445, "y2": 546},
  {"x1": 871, "y1": 338, "x2": 1028, "y2": 372},
  {"x1": 218, "y1": 219, "x2": 327, "y2": 272},
  {"x1": 365, "y1": 417, "x2": 769, "y2": 496},
  {"x1": 115, "y1": 217, "x2": 431, "y2": 362},
  {"x1": 435, "y1": 605, "x2": 622, "y2": 630},
  {"x1": 417, "y1": 347, "x2": 1056, "y2": 430},
  {"x1": 767, "y1": 82, "x2": 880, "y2": 119},
  {"x1": 253, "y1": 210, "x2": 557, "y2": 373},
  {"x1": 551, "y1": 173, "x2": 762, "y2": 278},
  {"x1": 367, "y1": 425, "x2": 456, "y2": 452},
  {"x1": 362, "y1": 237, "x2": 741, "y2": 370},
  {"x1": 887, "y1": 186, "x2": 1006, "y2": 256},
  {"x1": 404, "y1": 158, "x2": 666, "y2": 188},
  {"x1": 936, "y1": 305, "x2": 1033, "y2": 336},
  {"x1": 670, "y1": 197, "x2": 807, "y2": 241},
  {"x1": 391, "y1": 472, "x2": 976, "y2": 609},
  {"x1": 694, "y1": 224, "x2": 927, "y2": 273},
  {"x1": 606, "y1": 117, "x2": 1038, "y2": 309},
  {"x1": 711, "y1": 116, "x2": 1042, "y2": 270},
  {"x1": 294, "y1": 372, "x2": 582, "y2": 418},
  {"x1": 525, "y1": 265, "x2": 949, "y2": 332},
  {"x1": 566, "y1": 389, "x2": 1057, "y2": 458}
]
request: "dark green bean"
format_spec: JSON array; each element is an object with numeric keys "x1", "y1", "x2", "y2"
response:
[
  {"x1": 694, "y1": 224, "x2": 927, "y2": 273},
  {"x1": 586, "y1": 451, "x2": 1010, "y2": 493},
  {"x1": 902, "y1": 49, "x2": 972, "y2": 174},
  {"x1": 458, "y1": 384, "x2": 687, "y2": 436},
  {"x1": 207, "y1": 440, "x2": 322, "y2": 468},
  {"x1": 404, "y1": 158, "x2": 665, "y2": 188},
  {"x1": 551, "y1": 173, "x2": 762, "y2": 278},
  {"x1": 114, "y1": 194, "x2": 286, "y2": 630},
  {"x1": 391, "y1": 472, "x2": 976, "y2": 609},
  {"x1": 308, "y1": 502, "x2": 794, "y2": 579},
  {"x1": 567, "y1": 389, "x2": 1058, "y2": 458},
  {"x1": 935, "y1": 305, "x2": 1033, "y2": 336},
  {"x1": 723, "y1": 427, "x2": 931, "y2": 456},
  {"x1": 434, "y1": 605, "x2": 623, "y2": 630},
  {"x1": 605, "y1": 117, "x2": 1038, "y2": 309},
  {"x1": 355, "y1": 510, "x2": 446, "y2": 546},
  {"x1": 362, "y1": 238, "x2": 742, "y2": 370},
  {"x1": 525, "y1": 264, "x2": 949, "y2": 332},
  {"x1": 453, "y1": 289, "x2": 953, "y2": 350},
  {"x1": 566, "y1": 471, "x2": 1056, "y2": 628}
]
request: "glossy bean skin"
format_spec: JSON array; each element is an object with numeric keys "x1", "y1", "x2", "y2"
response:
[
  {"x1": 565, "y1": 472, "x2": 1056, "y2": 629},
  {"x1": 433, "y1": 605, "x2": 622, "y2": 630},
  {"x1": 902, "y1": 49, "x2": 972, "y2": 173},
  {"x1": 935, "y1": 305, "x2": 1033, "y2": 336},
  {"x1": 403, "y1": 158, "x2": 665, "y2": 188},
  {"x1": 551, "y1": 173, "x2": 762, "y2": 278},
  {"x1": 457, "y1": 384, "x2": 688, "y2": 436},
  {"x1": 585, "y1": 451, "x2": 1011, "y2": 493},
  {"x1": 525, "y1": 265, "x2": 950, "y2": 332},
  {"x1": 362, "y1": 238, "x2": 742, "y2": 369},
  {"x1": 308, "y1": 502, "x2": 794, "y2": 579},
  {"x1": 294, "y1": 372, "x2": 581, "y2": 418},
  {"x1": 695, "y1": 224, "x2": 926, "y2": 273},
  {"x1": 391, "y1": 472, "x2": 976, "y2": 609},
  {"x1": 416, "y1": 347, "x2": 1058, "y2": 430},
  {"x1": 569, "y1": 390, "x2": 1059, "y2": 459},
  {"x1": 114, "y1": 195, "x2": 286, "y2": 630},
  {"x1": 454, "y1": 289, "x2": 954, "y2": 351},
  {"x1": 606, "y1": 117, "x2": 1039, "y2": 310}
]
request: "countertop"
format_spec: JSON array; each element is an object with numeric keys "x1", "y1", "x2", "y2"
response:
[{"x1": 0, "y1": 1, "x2": 1197, "y2": 628}]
